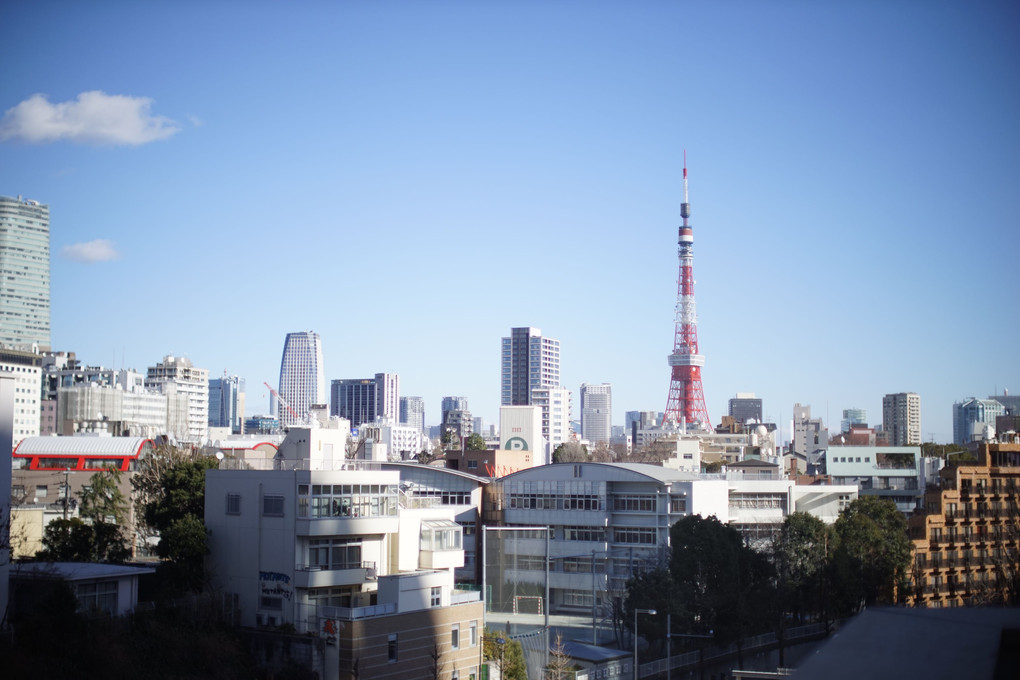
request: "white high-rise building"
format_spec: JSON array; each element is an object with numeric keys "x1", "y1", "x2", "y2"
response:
[
  {"x1": 531, "y1": 386, "x2": 571, "y2": 457},
  {"x1": 145, "y1": 354, "x2": 209, "y2": 444},
  {"x1": 882, "y1": 392, "x2": 920, "y2": 446},
  {"x1": 580, "y1": 383, "x2": 612, "y2": 444},
  {"x1": 0, "y1": 348, "x2": 41, "y2": 442},
  {"x1": 0, "y1": 196, "x2": 50, "y2": 350},
  {"x1": 501, "y1": 327, "x2": 560, "y2": 406},
  {"x1": 278, "y1": 331, "x2": 326, "y2": 428}
]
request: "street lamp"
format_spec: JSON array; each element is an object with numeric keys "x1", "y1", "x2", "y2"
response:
[{"x1": 633, "y1": 608, "x2": 656, "y2": 680}]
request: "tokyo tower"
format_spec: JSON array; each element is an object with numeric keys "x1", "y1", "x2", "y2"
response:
[{"x1": 664, "y1": 153, "x2": 711, "y2": 429}]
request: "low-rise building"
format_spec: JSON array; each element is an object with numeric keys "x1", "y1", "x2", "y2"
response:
[
  {"x1": 825, "y1": 445, "x2": 929, "y2": 513},
  {"x1": 204, "y1": 436, "x2": 487, "y2": 680},
  {"x1": 485, "y1": 462, "x2": 856, "y2": 617}
]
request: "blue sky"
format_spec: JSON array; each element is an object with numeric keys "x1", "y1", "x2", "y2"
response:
[{"x1": 2, "y1": 1, "x2": 1018, "y2": 443}]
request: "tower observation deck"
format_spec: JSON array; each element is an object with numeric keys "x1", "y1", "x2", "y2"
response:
[{"x1": 664, "y1": 154, "x2": 711, "y2": 429}]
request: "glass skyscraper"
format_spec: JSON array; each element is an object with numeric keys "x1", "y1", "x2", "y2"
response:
[
  {"x1": 278, "y1": 331, "x2": 325, "y2": 428},
  {"x1": 0, "y1": 196, "x2": 50, "y2": 349},
  {"x1": 209, "y1": 373, "x2": 246, "y2": 434}
]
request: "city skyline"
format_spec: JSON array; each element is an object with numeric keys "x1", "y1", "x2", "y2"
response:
[{"x1": 2, "y1": 2, "x2": 1018, "y2": 443}]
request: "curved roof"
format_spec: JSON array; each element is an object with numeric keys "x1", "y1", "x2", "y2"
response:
[
  {"x1": 499, "y1": 461, "x2": 698, "y2": 484},
  {"x1": 380, "y1": 461, "x2": 490, "y2": 486},
  {"x1": 13, "y1": 436, "x2": 151, "y2": 457}
]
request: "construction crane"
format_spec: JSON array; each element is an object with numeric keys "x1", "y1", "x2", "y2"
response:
[{"x1": 264, "y1": 381, "x2": 301, "y2": 424}]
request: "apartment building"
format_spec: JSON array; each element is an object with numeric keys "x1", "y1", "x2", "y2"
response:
[
  {"x1": 909, "y1": 441, "x2": 1020, "y2": 608},
  {"x1": 204, "y1": 430, "x2": 486, "y2": 679}
]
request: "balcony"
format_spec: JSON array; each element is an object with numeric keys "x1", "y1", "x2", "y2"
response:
[{"x1": 293, "y1": 562, "x2": 377, "y2": 589}]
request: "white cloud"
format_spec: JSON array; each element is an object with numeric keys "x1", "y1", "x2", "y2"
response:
[
  {"x1": 62, "y1": 239, "x2": 121, "y2": 263},
  {"x1": 0, "y1": 91, "x2": 180, "y2": 146}
]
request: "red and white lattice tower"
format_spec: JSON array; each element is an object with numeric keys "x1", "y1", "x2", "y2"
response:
[{"x1": 664, "y1": 152, "x2": 711, "y2": 430}]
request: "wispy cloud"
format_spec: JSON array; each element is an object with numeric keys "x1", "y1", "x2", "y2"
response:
[
  {"x1": 0, "y1": 91, "x2": 180, "y2": 146},
  {"x1": 62, "y1": 239, "x2": 121, "y2": 263}
]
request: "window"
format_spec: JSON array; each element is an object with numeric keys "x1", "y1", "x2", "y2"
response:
[
  {"x1": 388, "y1": 633, "x2": 398, "y2": 662},
  {"x1": 670, "y1": 497, "x2": 687, "y2": 513},
  {"x1": 263, "y1": 494, "x2": 285, "y2": 516},
  {"x1": 260, "y1": 596, "x2": 283, "y2": 610},
  {"x1": 565, "y1": 526, "x2": 606, "y2": 542},
  {"x1": 452, "y1": 624, "x2": 460, "y2": 649},
  {"x1": 226, "y1": 493, "x2": 241, "y2": 515},
  {"x1": 36, "y1": 485, "x2": 47, "y2": 498},
  {"x1": 470, "y1": 621, "x2": 478, "y2": 647},
  {"x1": 431, "y1": 586, "x2": 442, "y2": 607},
  {"x1": 467, "y1": 460, "x2": 478, "y2": 469},
  {"x1": 614, "y1": 495, "x2": 656, "y2": 512},
  {"x1": 75, "y1": 580, "x2": 117, "y2": 614},
  {"x1": 308, "y1": 538, "x2": 362, "y2": 570},
  {"x1": 614, "y1": 527, "x2": 657, "y2": 545}
]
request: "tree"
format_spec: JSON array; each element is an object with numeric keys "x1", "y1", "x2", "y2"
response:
[
  {"x1": 38, "y1": 517, "x2": 130, "y2": 563},
  {"x1": 484, "y1": 627, "x2": 526, "y2": 680},
  {"x1": 466, "y1": 432, "x2": 487, "y2": 451},
  {"x1": 137, "y1": 453, "x2": 218, "y2": 593},
  {"x1": 830, "y1": 496, "x2": 912, "y2": 614},
  {"x1": 772, "y1": 512, "x2": 830, "y2": 623},
  {"x1": 667, "y1": 514, "x2": 774, "y2": 649},
  {"x1": 589, "y1": 440, "x2": 615, "y2": 463},
  {"x1": 624, "y1": 568, "x2": 683, "y2": 652},
  {"x1": 552, "y1": 441, "x2": 588, "y2": 463},
  {"x1": 79, "y1": 469, "x2": 128, "y2": 525},
  {"x1": 428, "y1": 640, "x2": 446, "y2": 680},
  {"x1": 546, "y1": 632, "x2": 579, "y2": 680}
]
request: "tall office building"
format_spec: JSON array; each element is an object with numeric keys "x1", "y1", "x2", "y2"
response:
[
  {"x1": 501, "y1": 327, "x2": 560, "y2": 406},
  {"x1": 399, "y1": 396, "x2": 425, "y2": 431},
  {"x1": 953, "y1": 398, "x2": 1005, "y2": 445},
  {"x1": 145, "y1": 354, "x2": 209, "y2": 444},
  {"x1": 882, "y1": 392, "x2": 921, "y2": 446},
  {"x1": 0, "y1": 196, "x2": 50, "y2": 350},
  {"x1": 841, "y1": 408, "x2": 868, "y2": 433},
  {"x1": 580, "y1": 383, "x2": 612, "y2": 444},
  {"x1": 278, "y1": 331, "x2": 326, "y2": 428},
  {"x1": 331, "y1": 373, "x2": 399, "y2": 428},
  {"x1": 728, "y1": 393, "x2": 763, "y2": 425},
  {"x1": 209, "y1": 373, "x2": 246, "y2": 434}
]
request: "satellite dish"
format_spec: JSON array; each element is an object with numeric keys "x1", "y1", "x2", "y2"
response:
[{"x1": 215, "y1": 452, "x2": 225, "y2": 461}]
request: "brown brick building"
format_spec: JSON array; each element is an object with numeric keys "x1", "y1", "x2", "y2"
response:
[{"x1": 909, "y1": 441, "x2": 1020, "y2": 607}]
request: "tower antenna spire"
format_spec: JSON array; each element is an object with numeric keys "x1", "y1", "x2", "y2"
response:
[{"x1": 664, "y1": 152, "x2": 710, "y2": 430}]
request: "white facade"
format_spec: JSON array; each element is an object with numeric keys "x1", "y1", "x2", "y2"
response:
[
  {"x1": 826, "y1": 445, "x2": 924, "y2": 513},
  {"x1": 531, "y1": 386, "x2": 571, "y2": 459},
  {"x1": 0, "y1": 349, "x2": 41, "y2": 442},
  {"x1": 500, "y1": 405, "x2": 545, "y2": 465},
  {"x1": 793, "y1": 403, "x2": 828, "y2": 456},
  {"x1": 145, "y1": 355, "x2": 208, "y2": 444},
  {"x1": 278, "y1": 331, "x2": 326, "y2": 428},
  {"x1": 489, "y1": 461, "x2": 856, "y2": 616},
  {"x1": 361, "y1": 419, "x2": 429, "y2": 461},
  {"x1": 58, "y1": 383, "x2": 168, "y2": 437},
  {"x1": 882, "y1": 392, "x2": 920, "y2": 446},
  {"x1": 204, "y1": 459, "x2": 484, "y2": 631},
  {"x1": 580, "y1": 383, "x2": 612, "y2": 444}
]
